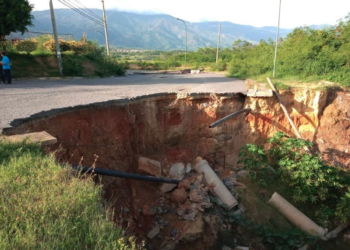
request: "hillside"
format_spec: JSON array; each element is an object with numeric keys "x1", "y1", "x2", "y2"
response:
[{"x1": 22, "y1": 9, "x2": 293, "y2": 50}]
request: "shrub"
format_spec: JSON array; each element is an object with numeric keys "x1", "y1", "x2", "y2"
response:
[
  {"x1": 14, "y1": 39, "x2": 38, "y2": 55},
  {"x1": 239, "y1": 132, "x2": 350, "y2": 226}
]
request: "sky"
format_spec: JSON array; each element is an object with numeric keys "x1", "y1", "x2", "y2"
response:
[{"x1": 30, "y1": 0, "x2": 350, "y2": 29}]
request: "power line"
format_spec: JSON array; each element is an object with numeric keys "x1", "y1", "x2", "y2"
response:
[
  {"x1": 59, "y1": 0, "x2": 103, "y2": 25},
  {"x1": 57, "y1": 0, "x2": 104, "y2": 26},
  {"x1": 71, "y1": 0, "x2": 101, "y2": 20}
]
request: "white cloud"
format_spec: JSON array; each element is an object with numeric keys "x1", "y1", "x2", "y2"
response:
[{"x1": 30, "y1": 0, "x2": 350, "y2": 28}]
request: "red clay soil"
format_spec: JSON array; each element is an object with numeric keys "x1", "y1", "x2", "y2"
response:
[{"x1": 3, "y1": 90, "x2": 350, "y2": 249}]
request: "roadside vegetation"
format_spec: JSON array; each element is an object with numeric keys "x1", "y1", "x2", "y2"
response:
[
  {"x1": 4, "y1": 35, "x2": 126, "y2": 78},
  {"x1": 126, "y1": 14, "x2": 350, "y2": 88},
  {"x1": 0, "y1": 140, "x2": 142, "y2": 250},
  {"x1": 237, "y1": 132, "x2": 350, "y2": 249}
]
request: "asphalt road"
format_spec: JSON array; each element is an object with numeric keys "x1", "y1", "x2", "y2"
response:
[{"x1": 0, "y1": 73, "x2": 246, "y2": 130}]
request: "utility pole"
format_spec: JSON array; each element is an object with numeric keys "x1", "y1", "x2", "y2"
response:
[
  {"x1": 176, "y1": 18, "x2": 187, "y2": 68},
  {"x1": 49, "y1": 0, "x2": 63, "y2": 76},
  {"x1": 101, "y1": 0, "x2": 110, "y2": 56},
  {"x1": 273, "y1": 0, "x2": 282, "y2": 78},
  {"x1": 216, "y1": 22, "x2": 221, "y2": 65}
]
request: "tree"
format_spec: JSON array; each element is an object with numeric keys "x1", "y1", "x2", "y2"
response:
[{"x1": 0, "y1": 0, "x2": 34, "y2": 41}]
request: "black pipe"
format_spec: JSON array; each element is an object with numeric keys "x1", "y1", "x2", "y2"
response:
[
  {"x1": 209, "y1": 108, "x2": 251, "y2": 128},
  {"x1": 72, "y1": 166, "x2": 180, "y2": 184}
]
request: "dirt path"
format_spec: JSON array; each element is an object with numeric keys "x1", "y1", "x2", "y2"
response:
[{"x1": 0, "y1": 73, "x2": 246, "y2": 130}]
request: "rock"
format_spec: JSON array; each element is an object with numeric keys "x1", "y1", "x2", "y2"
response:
[
  {"x1": 138, "y1": 156, "x2": 161, "y2": 176},
  {"x1": 147, "y1": 225, "x2": 160, "y2": 239},
  {"x1": 178, "y1": 179, "x2": 191, "y2": 190},
  {"x1": 169, "y1": 163, "x2": 185, "y2": 180},
  {"x1": 171, "y1": 188, "x2": 187, "y2": 204},
  {"x1": 234, "y1": 247, "x2": 249, "y2": 250},
  {"x1": 222, "y1": 246, "x2": 232, "y2": 250},
  {"x1": 178, "y1": 203, "x2": 199, "y2": 221},
  {"x1": 223, "y1": 178, "x2": 235, "y2": 187},
  {"x1": 180, "y1": 214, "x2": 204, "y2": 242},
  {"x1": 186, "y1": 163, "x2": 192, "y2": 173},
  {"x1": 189, "y1": 189, "x2": 210, "y2": 203},
  {"x1": 124, "y1": 207, "x2": 130, "y2": 213},
  {"x1": 160, "y1": 183, "x2": 177, "y2": 193},
  {"x1": 142, "y1": 205, "x2": 157, "y2": 216}
]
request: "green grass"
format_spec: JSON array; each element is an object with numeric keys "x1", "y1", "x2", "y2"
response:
[{"x1": 0, "y1": 140, "x2": 141, "y2": 250}]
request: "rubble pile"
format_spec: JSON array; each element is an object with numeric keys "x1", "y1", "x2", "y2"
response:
[{"x1": 137, "y1": 156, "x2": 245, "y2": 250}]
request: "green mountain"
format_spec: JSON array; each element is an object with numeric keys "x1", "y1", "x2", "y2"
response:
[{"x1": 28, "y1": 9, "x2": 293, "y2": 50}]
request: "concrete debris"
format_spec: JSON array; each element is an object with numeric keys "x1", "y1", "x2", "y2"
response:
[
  {"x1": 234, "y1": 247, "x2": 249, "y2": 250},
  {"x1": 186, "y1": 163, "x2": 192, "y2": 173},
  {"x1": 189, "y1": 188, "x2": 210, "y2": 203},
  {"x1": 142, "y1": 205, "x2": 158, "y2": 216},
  {"x1": 222, "y1": 246, "x2": 231, "y2": 250},
  {"x1": 169, "y1": 163, "x2": 185, "y2": 180},
  {"x1": 138, "y1": 156, "x2": 161, "y2": 176},
  {"x1": 170, "y1": 188, "x2": 188, "y2": 204},
  {"x1": 147, "y1": 225, "x2": 161, "y2": 239},
  {"x1": 160, "y1": 163, "x2": 187, "y2": 193},
  {"x1": 177, "y1": 202, "x2": 199, "y2": 221}
]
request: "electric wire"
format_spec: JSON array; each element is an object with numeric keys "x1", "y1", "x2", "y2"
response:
[
  {"x1": 60, "y1": 0, "x2": 103, "y2": 22},
  {"x1": 57, "y1": 0, "x2": 104, "y2": 26},
  {"x1": 58, "y1": 0, "x2": 103, "y2": 25},
  {"x1": 71, "y1": 0, "x2": 102, "y2": 20}
]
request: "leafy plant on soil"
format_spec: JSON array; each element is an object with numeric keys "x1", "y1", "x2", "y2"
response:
[
  {"x1": 239, "y1": 132, "x2": 350, "y2": 225},
  {"x1": 235, "y1": 216, "x2": 319, "y2": 250}
]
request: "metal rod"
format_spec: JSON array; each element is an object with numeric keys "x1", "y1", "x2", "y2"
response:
[
  {"x1": 73, "y1": 166, "x2": 180, "y2": 184},
  {"x1": 273, "y1": 0, "x2": 282, "y2": 78},
  {"x1": 216, "y1": 22, "x2": 221, "y2": 65},
  {"x1": 209, "y1": 108, "x2": 251, "y2": 128},
  {"x1": 49, "y1": 0, "x2": 63, "y2": 76}
]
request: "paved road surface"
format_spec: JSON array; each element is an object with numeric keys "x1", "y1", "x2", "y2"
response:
[{"x1": 0, "y1": 73, "x2": 246, "y2": 130}]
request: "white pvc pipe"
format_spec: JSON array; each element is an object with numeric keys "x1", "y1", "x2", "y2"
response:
[
  {"x1": 268, "y1": 192, "x2": 327, "y2": 237},
  {"x1": 194, "y1": 157, "x2": 238, "y2": 209}
]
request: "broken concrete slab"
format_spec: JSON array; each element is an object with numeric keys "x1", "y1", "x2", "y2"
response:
[
  {"x1": 138, "y1": 156, "x2": 161, "y2": 176},
  {"x1": 4, "y1": 131, "x2": 57, "y2": 146}
]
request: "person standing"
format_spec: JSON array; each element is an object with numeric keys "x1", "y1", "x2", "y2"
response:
[
  {"x1": 0, "y1": 54, "x2": 5, "y2": 83},
  {"x1": 0, "y1": 52, "x2": 11, "y2": 84}
]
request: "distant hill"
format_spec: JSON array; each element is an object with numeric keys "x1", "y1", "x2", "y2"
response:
[{"x1": 26, "y1": 9, "x2": 295, "y2": 50}]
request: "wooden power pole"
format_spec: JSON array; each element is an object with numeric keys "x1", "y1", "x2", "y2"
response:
[
  {"x1": 49, "y1": 0, "x2": 63, "y2": 75},
  {"x1": 101, "y1": 0, "x2": 110, "y2": 56}
]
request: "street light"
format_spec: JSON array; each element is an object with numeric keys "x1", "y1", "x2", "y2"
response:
[
  {"x1": 273, "y1": 0, "x2": 282, "y2": 78},
  {"x1": 176, "y1": 17, "x2": 187, "y2": 68}
]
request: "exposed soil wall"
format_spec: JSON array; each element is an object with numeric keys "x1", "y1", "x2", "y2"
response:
[{"x1": 3, "y1": 89, "x2": 350, "y2": 248}]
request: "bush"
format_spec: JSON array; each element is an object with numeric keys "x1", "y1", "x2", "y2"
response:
[
  {"x1": 239, "y1": 132, "x2": 350, "y2": 226},
  {"x1": 14, "y1": 39, "x2": 38, "y2": 55},
  {"x1": 0, "y1": 140, "x2": 143, "y2": 249}
]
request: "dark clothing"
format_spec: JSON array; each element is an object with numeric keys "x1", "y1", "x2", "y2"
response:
[
  {"x1": 4, "y1": 69, "x2": 11, "y2": 84},
  {"x1": 0, "y1": 69, "x2": 5, "y2": 83},
  {"x1": 0, "y1": 56, "x2": 4, "y2": 83}
]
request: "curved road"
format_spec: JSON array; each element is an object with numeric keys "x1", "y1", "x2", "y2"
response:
[{"x1": 0, "y1": 73, "x2": 246, "y2": 130}]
